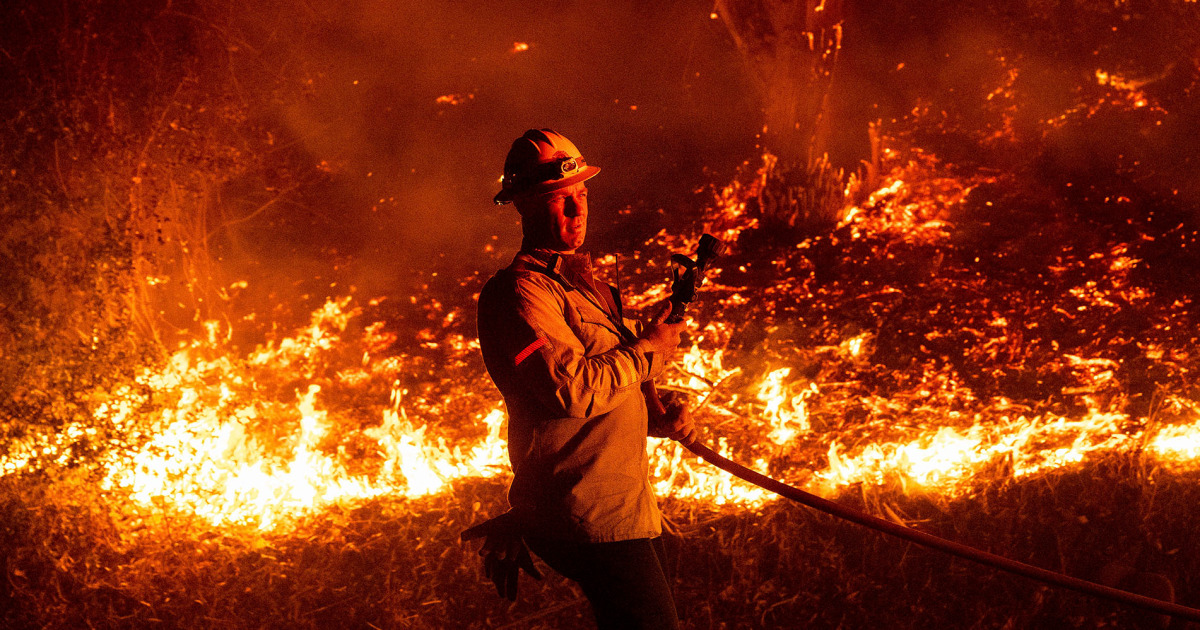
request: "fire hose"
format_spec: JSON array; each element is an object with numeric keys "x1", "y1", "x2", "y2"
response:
[
  {"x1": 652, "y1": 233, "x2": 1200, "y2": 622},
  {"x1": 681, "y1": 439, "x2": 1200, "y2": 623}
]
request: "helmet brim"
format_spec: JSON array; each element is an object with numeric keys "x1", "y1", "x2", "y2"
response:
[{"x1": 494, "y1": 165, "x2": 600, "y2": 205}]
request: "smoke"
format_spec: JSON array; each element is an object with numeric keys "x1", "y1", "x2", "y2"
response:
[
  {"x1": 232, "y1": 0, "x2": 760, "y2": 295},
  {"x1": 5, "y1": 0, "x2": 1195, "y2": 334}
]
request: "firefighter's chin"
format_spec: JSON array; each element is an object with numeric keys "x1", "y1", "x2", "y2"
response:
[{"x1": 560, "y1": 226, "x2": 586, "y2": 251}]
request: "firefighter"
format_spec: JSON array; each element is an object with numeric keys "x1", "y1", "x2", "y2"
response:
[{"x1": 467, "y1": 128, "x2": 695, "y2": 629}]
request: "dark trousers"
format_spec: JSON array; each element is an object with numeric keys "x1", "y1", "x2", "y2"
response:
[{"x1": 526, "y1": 536, "x2": 680, "y2": 630}]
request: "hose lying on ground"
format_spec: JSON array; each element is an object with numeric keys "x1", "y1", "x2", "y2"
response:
[{"x1": 683, "y1": 440, "x2": 1200, "y2": 623}]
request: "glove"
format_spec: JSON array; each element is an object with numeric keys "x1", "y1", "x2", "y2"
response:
[
  {"x1": 461, "y1": 510, "x2": 543, "y2": 601},
  {"x1": 648, "y1": 392, "x2": 697, "y2": 445}
]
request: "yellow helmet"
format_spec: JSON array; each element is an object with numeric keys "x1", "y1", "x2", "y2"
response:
[{"x1": 493, "y1": 129, "x2": 601, "y2": 205}]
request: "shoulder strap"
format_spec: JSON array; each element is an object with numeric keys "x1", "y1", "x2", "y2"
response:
[{"x1": 513, "y1": 252, "x2": 638, "y2": 343}]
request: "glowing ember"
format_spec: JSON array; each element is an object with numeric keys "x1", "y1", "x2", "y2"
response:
[
  {"x1": 5, "y1": 142, "x2": 1200, "y2": 535},
  {"x1": 435, "y1": 93, "x2": 474, "y2": 105}
]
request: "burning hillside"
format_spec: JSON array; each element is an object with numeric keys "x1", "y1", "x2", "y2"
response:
[
  {"x1": 9, "y1": 131, "x2": 1200, "y2": 536},
  {"x1": 7, "y1": 128, "x2": 1200, "y2": 625},
  {"x1": 4, "y1": 0, "x2": 1200, "y2": 628}
]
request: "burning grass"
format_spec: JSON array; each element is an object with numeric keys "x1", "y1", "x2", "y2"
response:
[
  {"x1": 5, "y1": 129, "x2": 1200, "y2": 626},
  {"x1": 4, "y1": 0, "x2": 1200, "y2": 626},
  {"x1": 5, "y1": 453, "x2": 1199, "y2": 628}
]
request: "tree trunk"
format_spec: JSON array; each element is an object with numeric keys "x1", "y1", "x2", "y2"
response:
[{"x1": 715, "y1": 0, "x2": 843, "y2": 164}]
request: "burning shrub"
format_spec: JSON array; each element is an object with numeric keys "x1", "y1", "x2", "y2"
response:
[{"x1": 747, "y1": 153, "x2": 848, "y2": 237}]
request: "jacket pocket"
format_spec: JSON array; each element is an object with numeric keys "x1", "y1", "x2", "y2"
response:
[{"x1": 572, "y1": 304, "x2": 624, "y2": 342}]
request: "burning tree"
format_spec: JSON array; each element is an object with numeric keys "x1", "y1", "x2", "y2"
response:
[{"x1": 0, "y1": 0, "x2": 330, "y2": 442}]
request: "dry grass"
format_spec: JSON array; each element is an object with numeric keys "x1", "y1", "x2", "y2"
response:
[
  {"x1": 3, "y1": 453, "x2": 1198, "y2": 628},
  {"x1": 4, "y1": 1, "x2": 1200, "y2": 628}
]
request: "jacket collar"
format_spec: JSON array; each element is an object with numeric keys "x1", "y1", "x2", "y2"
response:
[
  {"x1": 515, "y1": 248, "x2": 590, "y2": 290},
  {"x1": 514, "y1": 249, "x2": 635, "y2": 341}
]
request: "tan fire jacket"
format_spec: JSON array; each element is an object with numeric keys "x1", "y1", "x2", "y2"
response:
[{"x1": 477, "y1": 249, "x2": 667, "y2": 543}]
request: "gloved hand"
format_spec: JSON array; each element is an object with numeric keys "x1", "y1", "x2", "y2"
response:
[
  {"x1": 634, "y1": 302, "x2": 687, "y2": 358},
  {"x1": 649, "y1": 392, "x2": 697, "y2": 445},
  {"x1": 461, "y1": 510, "x2": 543, "y2": 601}
]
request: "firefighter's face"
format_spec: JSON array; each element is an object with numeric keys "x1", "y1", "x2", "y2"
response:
[{"x1": 518, "y1": 182, "x2": 588, "y2": 252}]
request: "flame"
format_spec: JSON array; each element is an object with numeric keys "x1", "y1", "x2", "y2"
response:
[
  {"x1": 651, "y1": 438, "x2": 773, "y2": 507},
  {"x1": 1149, "y1": 420, "x2": 1200, "y2": 466},
  {"x1": 818, "y1": 410, "x2": 1133, "y2": 495},
  {"x1": 757, "y1": 368, "x2": 814, "y2": 446},
  {"x1": 100, "y1": 383, "x2": 391, "y2": 530},
  {"x1": 6, "y1": 143, "x2": 1200, "y2": 535},
  {"x1": 2, "y1": 298, "x2": 509, "y2": 530}
]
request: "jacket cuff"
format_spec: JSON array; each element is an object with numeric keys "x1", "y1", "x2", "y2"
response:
[{"x1": 629, "y1": 342, "x2": 667, "y2": 382}]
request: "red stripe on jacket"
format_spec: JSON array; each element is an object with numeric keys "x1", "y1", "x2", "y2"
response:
[{"x1": 514, "y1": 337, "x2": 546, "y2": 366}]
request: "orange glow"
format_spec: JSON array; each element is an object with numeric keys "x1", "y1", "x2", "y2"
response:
[
  {"x1": 435, "y1": 93, "x2": 474, "y2": 105},
  {"x1": 4, "y1": 147, "x2": 1199, "y2": 532}
]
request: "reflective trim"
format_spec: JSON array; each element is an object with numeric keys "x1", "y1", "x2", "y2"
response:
[{"x1": 514, "y1": 337, "x2": 546, "y2": 366}]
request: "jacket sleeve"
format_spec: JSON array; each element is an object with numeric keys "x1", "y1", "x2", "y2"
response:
[
  {"x1": 623, "y1": 316, "x2": 669, "y2": 381},
  {"x1": 508, "y1": 275, "x2": 653, "y2": 419}
]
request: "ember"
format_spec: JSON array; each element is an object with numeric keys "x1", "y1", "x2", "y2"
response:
[
  {"x1": 6, "y1": 149, "x2": 1199, "y2": 524},
  {"x1": 435, "y1": 93, "x2": 474, "y2": 106},
  {"x1": 4, "y1": 0, "x2": 1200, "y2": 627}
]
